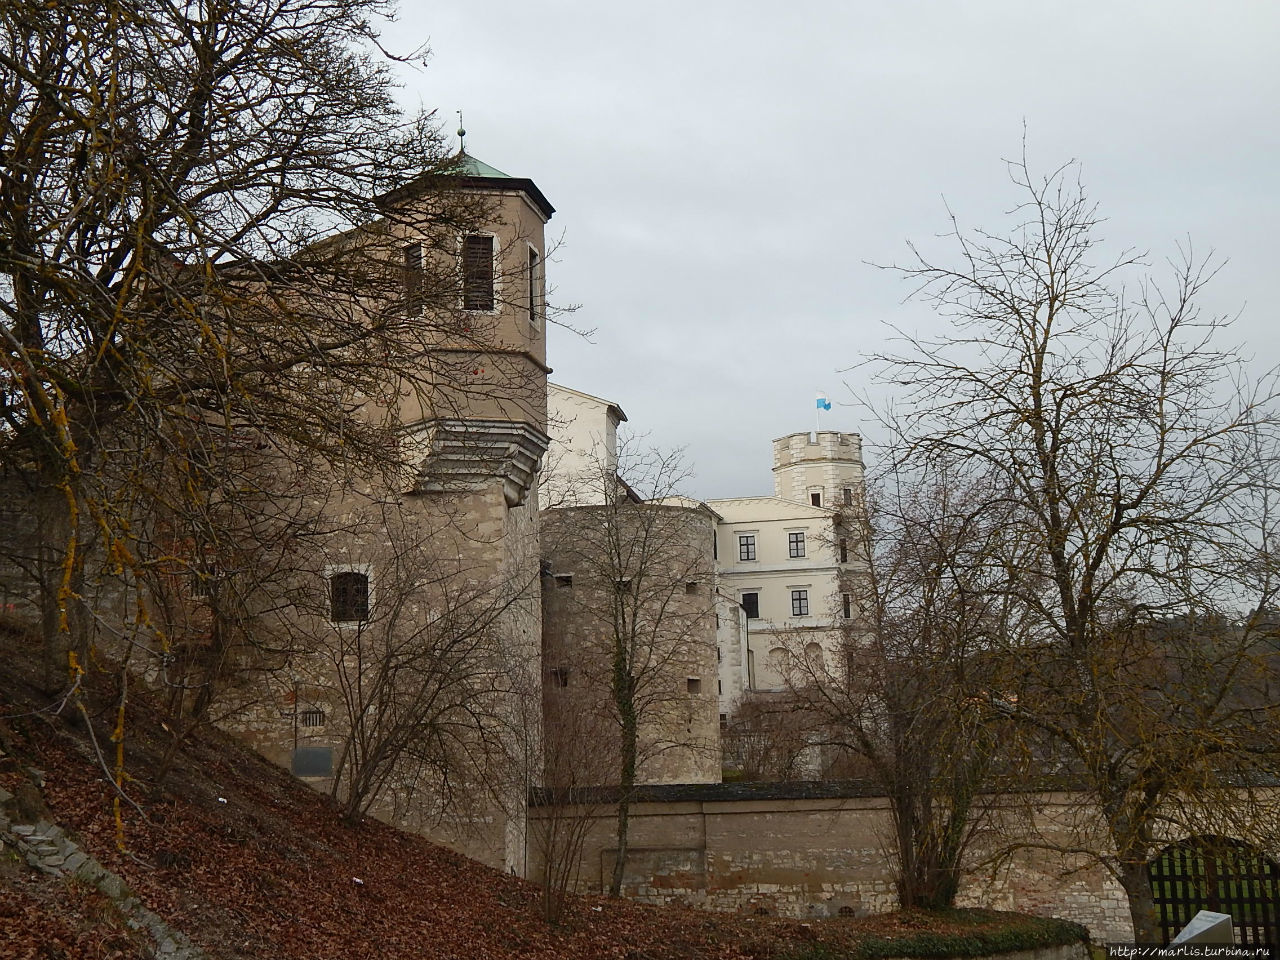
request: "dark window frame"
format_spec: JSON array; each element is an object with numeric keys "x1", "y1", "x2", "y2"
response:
[
  {"x1": 330, "y1": 570, "x2": 370, "y2": 623},
  {"x1": 404, "y1": 242, "x2": 423, "y2": 315},
  {"x1": 791, "y1": 589, "x2": 809, "y2": 617},
  {"x1": 741, "y1": 592, "x2": 760, "y2": 619},
  {"x1": 462, "y1": 234, "x2": 495, "y2": 311},
  {"x1": 788, "y1": 531, "x2": 806, "y2": 558},
  {"x1": 738, "y1": 534, "x2": 756, "y2": 561},
  {"x1": 527, "y1": 246, "x2": 540, "y2": 328}
]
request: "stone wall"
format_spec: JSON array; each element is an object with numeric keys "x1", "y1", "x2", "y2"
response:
[{"x1": 528, "y1": 783, "x2": 1146, "y2": 940}]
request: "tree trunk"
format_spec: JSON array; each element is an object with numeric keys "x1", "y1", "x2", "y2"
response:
[
  {"x1": 610, "y1": 690, "x2": 638, "y2": 897},
  {"x1": 1119, "y1": 856, "x2": 1160, "y2": 943}
]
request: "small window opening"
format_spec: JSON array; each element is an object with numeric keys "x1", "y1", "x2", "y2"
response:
[
  {"x1": 549, "y1": 668, "x2": 569, "y2": 688},
  {"x1": 686, "y1": 677, "x2": 701, "y2": 695},
  {"x1": 330, "y1": 571, "x2": 369, "y2": 623},
  {"x1": 740, "y1": 592, "x2": 760, "y2": 620},
  {"x1": 839, "y1": 539, "x2": 848, "y2": 563},
  {"x1": 191, "y1": 566, "x2": 218, "y2": 600},
  {"x1": 810, "y1": 492, "x2": 822, "y2": 507},
  {"x1": 555, "y1": 574, "x2": 573, "y2": 588},
  {"x1": 843, "y1": 488, "x2": 853, "y2": 506},
  {"x1": 842, "y1": 593, "x2": 853, "y2": 619},
  {"x1": 299, "y1": 708, "x2": 326, "y2": 728},
  {"x1": 685, "y1": 581, "x2": 698, "y2": 595}
]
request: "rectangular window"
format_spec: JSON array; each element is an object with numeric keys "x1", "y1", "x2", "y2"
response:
[
  {"x1": 738, "y1": 534, "x2": 756, "y2": 561},
  {"x1": 839, "y1": 538, "x2": 848, "y2": 563},
  {"x1": 403, "y1": 242, "x2": 423, "y2": 315},
  {"x1": 741, "y1": 592, "x2": 760, "y2": 619},
  {"x1": 330, "y1": 570, "x2": 369, "y2": 623},
  {"x1": 810, "y1": 492, "x2": 822, "y2": 507},
  {"x1": 686, "y1": 677, "x2": 701, "y2": 695},
  {"x1": 462, "y1": 234, "x2": 495, "y2": 311},
  {"x1": 791, "y1": 589, "x2": 809, "y2": 617},
  {"x1": 527, "y1": 247, "x2": 540, "y2": 328},
  {"x1": 554, "y1": 574, "x2": 573, "y2": 588},
  {"x1": 190, "y1": 565, "x2": 218, "y2": 601},
  {"x1": 788, "y1": 531, "x2": 806, "y2": 558},
  {"x1": 685, "y1": 581, "x2": 699, "y2": 595},
  {"x1": 549, "y1": 668, "x2": 570, "y2": 688},
  {"x1": 842, "y1": 593, "x2": 852, "y2": 619},
  {"x1": 843, "y1": 488, "x2": 853, "y2": 506},
  {"x1": 299, "y1": 708, "x2": 326, "y2": 728}
]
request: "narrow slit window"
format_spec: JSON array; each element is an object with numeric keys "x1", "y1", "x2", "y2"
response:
[
  {"x1": 527, "y1": 247, "x2": 540, "y2": 328},
  {"x1": 404, "y1": 242, "x2": 423, "y2": 315}
]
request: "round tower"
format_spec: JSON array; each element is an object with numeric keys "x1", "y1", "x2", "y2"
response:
[{"x1": 771, "y1": 431, "x2": 864, "y2": 508}]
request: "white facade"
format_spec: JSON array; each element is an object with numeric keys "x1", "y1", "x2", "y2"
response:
[
  {"x1": 544, "y1": 382, "x2": 627, "y2": 506},
  {"x1": 709, "y1": 431, "x2": 864, "y2": 693}
]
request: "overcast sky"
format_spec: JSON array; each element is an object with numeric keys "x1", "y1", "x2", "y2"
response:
[{"x1": 384, "y1": 2, "x2": 1279, "y2": 500}]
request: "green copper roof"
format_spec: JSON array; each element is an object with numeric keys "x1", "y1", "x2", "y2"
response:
[{"x1": 454, "y1": 153, "x2": 512, "y2": 179}]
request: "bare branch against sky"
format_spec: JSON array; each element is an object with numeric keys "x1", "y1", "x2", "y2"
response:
[{"x1": 379, "y1": 2, "x2": 1279, "y2": 498}]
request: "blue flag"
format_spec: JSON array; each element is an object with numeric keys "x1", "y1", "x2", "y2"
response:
[{"x1": 816, "y1": 393, "x2": 831, "y2": 411}]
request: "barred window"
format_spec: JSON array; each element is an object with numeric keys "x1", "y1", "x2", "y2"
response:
[{"x1": 330, "y1": 571, "x2": 369, "y2": 623}]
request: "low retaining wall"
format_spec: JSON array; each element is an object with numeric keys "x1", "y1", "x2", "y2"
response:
[{"x1": 529, "y1": 783, "x2": 1136, "y2": 941}]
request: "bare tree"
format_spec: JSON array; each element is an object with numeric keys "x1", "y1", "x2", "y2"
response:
[
  {"x1": 0, "y1": 0, "x2": 518, "y2": 691},
  {"x1": 778, "y1": 465, "x2": 1023, "y2": 909},
  {"x1": 314, "y1": 497, "x2": 537, "y2": 828},
  {"x1": 530, "y1": 691, "x2": 616, "y2": 922},
  {"x1": 540, "y1": 444, "x2": 718, "y2": 897},
  {"x1": 865, "y1": 154, "x2": 1280, "y2": 937}
]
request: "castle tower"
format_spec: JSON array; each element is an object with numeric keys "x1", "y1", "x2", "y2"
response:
[{"x1": 772, "y1": 431, "x2": 864, "y2": 509}]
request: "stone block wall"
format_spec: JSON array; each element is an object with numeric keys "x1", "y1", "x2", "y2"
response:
[{"x1": 528, "y1": 783, "x2": 1137, "y2": 939}]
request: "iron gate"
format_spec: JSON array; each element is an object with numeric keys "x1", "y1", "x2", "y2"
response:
[{"x1": 1148, "y1": 836, "x2": 1280, "y2": 946}]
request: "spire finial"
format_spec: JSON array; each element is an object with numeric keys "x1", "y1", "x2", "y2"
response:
[{"x1": 456, "y1": 110, "x2": 466, "y2": 154}]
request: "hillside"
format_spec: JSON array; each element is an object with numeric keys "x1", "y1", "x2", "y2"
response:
[{"x1": 0, "y1": 634, "x2": 1087, "y2": 959}]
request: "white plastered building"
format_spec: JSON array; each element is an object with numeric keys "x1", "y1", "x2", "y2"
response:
[{"x1": 708, "y1": 431, "x2": 865, "y2": 696}]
